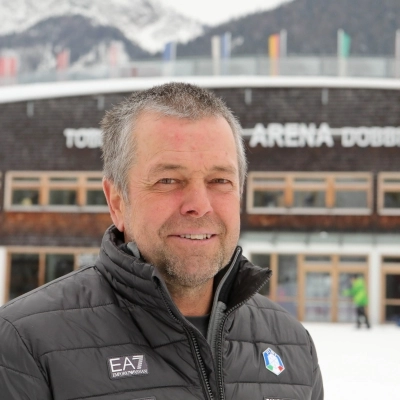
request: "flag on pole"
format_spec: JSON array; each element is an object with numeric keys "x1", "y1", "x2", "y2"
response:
[
  {"x1": 163, "y1": 42, "x2": 177, "y2": 62},
  {"x1": 211, "y1": 32, "x2": 232, "y2": 75},
  {"x1": 395, "y1": 30, "x2": 400, "y2": 60},
  {"x1": 0, "y1": 53, "x2": 18, "y2": 77},
  {"x1": 279, "y1": 29, "x2": 287, "y2": 57},
  {"x1": 211, "y1": 35, "x2": 221, "y2": 75},
  {"x1": 268, "y1": 34, "x2": 280, "y2": 59},
  {"x1": 221, "y1": 32, "x2": 231, "y2": 59},
  {"x1": 268, "y1": 31, "x2": 287, "y2": 75},
  {"x1": 395, "y1": 30, "x2": 400, "y2": 78},
  {"x1": 221, "y1": 32, "x2": 231, "y2": 75},
  {"x1": 108, "y1": 41, "x2": 124, "y2": 67},
  {"x1": 56, "y1": 49, "x2": 70, "y2": 71},
  {"x1": 337, "y1": 29, "x2": 351, "y2": 58}
]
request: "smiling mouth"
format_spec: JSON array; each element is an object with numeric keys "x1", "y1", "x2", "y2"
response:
[{"x1": 179, "y1": 234, "x2": 213, "y2": 240}]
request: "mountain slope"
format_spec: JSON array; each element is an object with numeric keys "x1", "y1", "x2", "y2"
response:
[
  {"x1": 0, "y1": 0, "x2": 204, "y2": 53},
  {"x1": 0, "y1": 15, "x2": 151, "y2": 72},
  {"x1": 177, "y1": 0, "x2": 400, "y2": 57}
]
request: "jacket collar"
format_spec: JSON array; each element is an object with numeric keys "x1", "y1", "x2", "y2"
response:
[{"x1": 95, "y1": 225, "x2": 271, "y2": 313}]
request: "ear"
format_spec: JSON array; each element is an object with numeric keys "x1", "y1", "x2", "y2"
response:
[{"x1": 103, "y1": 178, "x2": 125, "y2": 232}]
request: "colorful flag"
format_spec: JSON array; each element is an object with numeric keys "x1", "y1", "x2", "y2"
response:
[
  {"x1": 211, "y1": 32, "x2": 232, "y2": 75},
  {"x1": 0, "y1": 54, "x2": 18, "y2": 77},
  {"x1": 268, "y1": 30, "x2": 287, "y2": 59},
  {"x1": 395, "y1": 29, "x2": 400, "y2": 60},
  {"x1": 337, "y1": 29, "x2": 351, "y2": 58},
  {"x1": 108, "y1": 42, "x2": 124, "y2": 67},
  {"x1": 211, "y1": 35, "x2": 221, "y2": 75},
  {"x1": 163, "y1": 42, "x2": 177, "y2": 62},
  {"x1": 395, "y1": 30, "x2": 400, "y2": 78},
  {"x1": 56, "y1": 49, "x2": 70, "y2": 71},
  {"x1": 221, "y1": 32, "x2": 231, "y2": 59},
  {"x1": 268, "y1": 34, "x2": 280, "y2": 59},
  {"x1": 280, "y1": 29, "x2": 287, "y2": 57}
]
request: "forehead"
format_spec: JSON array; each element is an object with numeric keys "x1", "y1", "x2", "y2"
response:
[{"x1": 133, "y1": 111, "x2": 237, "y2": 160}]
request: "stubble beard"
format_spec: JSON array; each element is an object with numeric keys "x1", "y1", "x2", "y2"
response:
[
  {"x1": 153, "y1": 238, "x2": 227, "y2": 292},
  {"x1": 125, "y1": 213, "x2": 238, "y2": 294}
]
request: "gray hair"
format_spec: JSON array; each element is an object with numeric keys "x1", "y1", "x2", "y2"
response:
[{"x1": 101, "y1": 82, "x2": 247, "y2": 201}]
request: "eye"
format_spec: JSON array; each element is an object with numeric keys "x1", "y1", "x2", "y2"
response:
[
  {"x1": 157, "y1": 178, "x2": 177, "y2": 184},
  {"x1": 211, "y1": 178, "x2": 230, "y2": 184}
]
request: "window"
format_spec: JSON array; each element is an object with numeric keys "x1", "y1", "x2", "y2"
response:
[
  {"x1": 247, "y1": 172, "x2": 372, "y2": 215},
  {"x1": 5, "y1": 171, "x2": 108, "y2": 212},
  {"x1": 378, "y1": 173, "x2": 400, "y2": 215},
  {"x1": 6, "y1": 248, "x2": 99, "y2": 302}
]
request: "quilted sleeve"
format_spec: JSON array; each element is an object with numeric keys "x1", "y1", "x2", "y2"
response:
[{"x1": 0, "y1": 316, "x2": 52, "y2": 400}]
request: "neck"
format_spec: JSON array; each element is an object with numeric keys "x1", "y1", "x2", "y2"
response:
[{"x1": 166, "y1": 280, "x2": 214, "y2": 316}]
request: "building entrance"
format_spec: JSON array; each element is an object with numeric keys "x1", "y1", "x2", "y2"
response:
[
  {"x1": 250, "y1": 252, "x2": 369, "y2": 323},
  {"x1": 299, "y1": 255, "x2": 368, "y2": 322}
]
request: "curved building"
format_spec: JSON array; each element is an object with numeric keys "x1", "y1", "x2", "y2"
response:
[{"x1": 1, "y1": 76, "x2": 400, "y2": 325}]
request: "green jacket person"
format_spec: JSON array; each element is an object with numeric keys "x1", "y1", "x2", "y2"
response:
[{"x1": 344, "y1": 275, "x2": 370, "y2": 328}]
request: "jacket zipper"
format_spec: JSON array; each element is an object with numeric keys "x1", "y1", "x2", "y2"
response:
[
  {"x1": 215, "y1": 272, "x2": 271, "y2": 400},
  {"x1": 157, "y1": 286, "x2": 214, "y2": 400}
]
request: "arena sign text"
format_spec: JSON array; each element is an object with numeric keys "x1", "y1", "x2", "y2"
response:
[
  {"x1": 63, "y1": 124, "x2": 400, "y2": 149},
  {"x1": 247, "y1": 123, "x2": 400, "y2": 148}
]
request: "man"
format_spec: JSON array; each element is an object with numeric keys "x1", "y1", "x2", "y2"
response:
[
  {"x1": 0, "y1": 83, "x2": 323, "y2": 399},
  {"x1": 344, "y1": 275, "x2": 370, "y2": 329}
]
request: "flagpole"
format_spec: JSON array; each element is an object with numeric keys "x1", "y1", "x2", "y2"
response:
[
  {"x1": 163, "y1": 42, "x2": 177, "y2": 76},
  {"x1": 280, "y1": 29, "x2": 287, "y2": 58},
  {"x1": 279, "y1": 29, "x2": 287, "y2": 76},
  {"x1": 337, "y1": 29, "x2": 345, "y2": 77},
  {"x1": 395, "y1": 29, "x2": 400, "y2": 78},
  {"x1": 221, "y1": 32, "x2": 231, "y2": 75},
  {"x1": 337, "y1": 29, "x2": 342, "y2": 59},
  {"x1": 212, "y1": 35, "x2": 221, "y2": 76}
]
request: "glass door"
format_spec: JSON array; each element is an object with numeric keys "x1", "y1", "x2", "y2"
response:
[
  {"x1": 337, "y1": 272, "x2": 356, "y2": 322},
  {"x1": 381, "y1": 257, "x2": 400, "y2": 323},
  {"x1": 304, "y1": 270, "x2": 332, "y2": 322},
  {"x1": 300, "y1": 254, "x2": 368, "y2": 322}
]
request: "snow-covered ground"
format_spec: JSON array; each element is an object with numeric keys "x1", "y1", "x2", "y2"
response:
[{"x1": 303, "y1": 323, "x2": 400, "y2": 400}]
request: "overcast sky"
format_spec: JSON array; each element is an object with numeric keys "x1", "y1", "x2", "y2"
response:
[{"x1": 160, "y1": 0, "x2": 291, "y2": 26}]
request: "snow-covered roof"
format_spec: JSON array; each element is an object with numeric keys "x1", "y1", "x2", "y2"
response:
[{"x1": 2, "y1": 76, "x2": 400, "y2": 104}]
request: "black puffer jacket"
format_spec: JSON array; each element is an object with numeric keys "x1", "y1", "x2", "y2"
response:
[{"x1": 0, "y1": 226, "x2": 323, "y2": 400}]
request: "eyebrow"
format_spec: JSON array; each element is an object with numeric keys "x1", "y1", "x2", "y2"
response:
[
  {"x1": 148, "y1": 164, "x2": 186, "y2": 175},
  {"x1": 148, "y1": 163, "x2": 237, "y2": 176}
]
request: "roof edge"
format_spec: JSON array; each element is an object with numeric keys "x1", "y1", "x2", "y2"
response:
[{"x1": 1, "y1": 76, "x2": 400, "y2": 104}]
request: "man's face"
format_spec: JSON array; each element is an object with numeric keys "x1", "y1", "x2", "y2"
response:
[{"x1": 118, "y1": 111, "x2": 241, "y2": 289}]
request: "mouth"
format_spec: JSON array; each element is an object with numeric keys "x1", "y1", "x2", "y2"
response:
[{"x1": 178, "y1": 234, "x2": 213, "y2": 240}]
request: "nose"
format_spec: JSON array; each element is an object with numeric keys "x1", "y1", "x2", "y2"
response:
[{"x1": 180, "y1": 182, "x2": 213, "y2": 217}]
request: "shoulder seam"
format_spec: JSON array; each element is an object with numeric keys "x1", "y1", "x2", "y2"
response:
[
  {"x1": 66, "y1": 384, "x2": 200, "y2": 400},
  {"x1": 225, "y1": 338, "x2": 308, "y2": 346},
  {"x1": 11, "y1": 302, "x2": 117, "y2": 323},
  {"x1": 0, "y1": 316, "x2": 47, "y2": 382},
  {"x1": 1, "y1": 266, "x2": 95, "y2": 311},
  {"x1": 244, "y1": 303, "x2": 291, "y2": 314},
  {"x1": 39, "y1": 341, "x2": 148, "y2": 359},
  {"x1": 224, "y1": 381, "x2": 311, "y2": 388},
  {"x1": 39, "y1": 338, "x2": 188, "y2": 359},
  {"x1": 0, "y1": 363, "x2": 44, "y2": 381}
]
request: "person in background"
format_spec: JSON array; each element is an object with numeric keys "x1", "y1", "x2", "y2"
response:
[{"x1": 344, "y1": 274, "x2": 370, "y2": 329}]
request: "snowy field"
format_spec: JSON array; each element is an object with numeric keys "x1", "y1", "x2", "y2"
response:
[{"x1": 303, "y1": 323, "x2": 400, "y2": 400}]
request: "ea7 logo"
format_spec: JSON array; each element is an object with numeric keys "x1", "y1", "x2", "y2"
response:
[{"x1": 107, "y1": 354, "x2": 149, "y2": 380}]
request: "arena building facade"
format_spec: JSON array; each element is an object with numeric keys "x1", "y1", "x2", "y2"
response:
[{"x1": 1, "y1": 76, "x2": 400, "y2": 325}]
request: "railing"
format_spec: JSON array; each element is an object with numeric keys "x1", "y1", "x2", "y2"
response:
[{"x1": 1, "y1": 55, "x2": 400, "y2": 86}]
